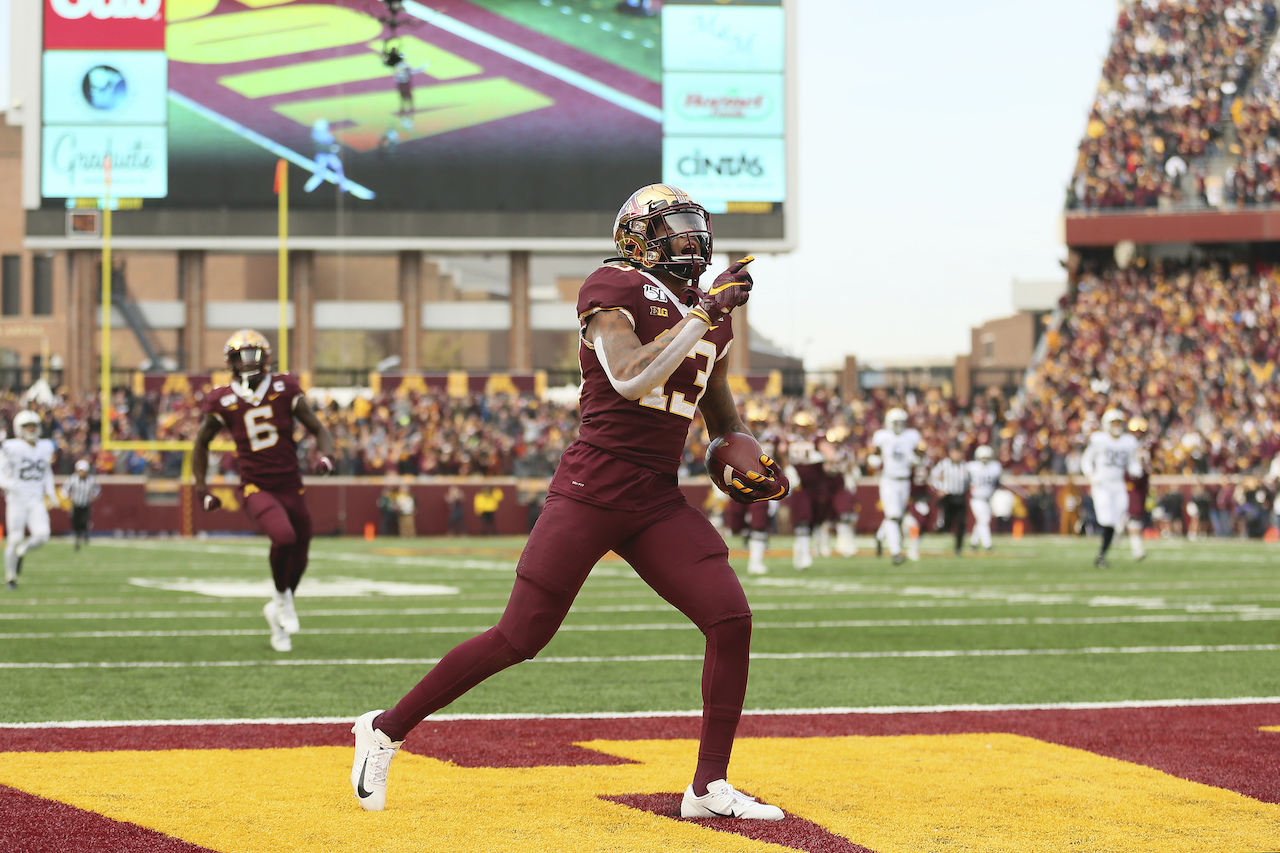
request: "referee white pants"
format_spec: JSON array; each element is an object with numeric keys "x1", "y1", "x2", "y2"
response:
[{"x1": 1091, "y1": 481, "x2": 1129, "y2": 530}]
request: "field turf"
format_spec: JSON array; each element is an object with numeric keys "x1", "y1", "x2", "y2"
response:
[
  {"x1": 0, "y1": 533, "x2": 1277, "y2": 721},
  {"x1": 1, "y1": 533, "x2": 1277, "y2": 852}
]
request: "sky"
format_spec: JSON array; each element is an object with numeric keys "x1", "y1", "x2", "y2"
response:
[
  {"x1": 746, "y1": 0, "x2": 1119, "y2": 369},
  {"x1": 0, "y1": 0, "x2": 1117, "y2": 371}
]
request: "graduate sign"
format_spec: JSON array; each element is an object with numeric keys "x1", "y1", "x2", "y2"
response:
[{"x1": 40, "y1": 0, "x2": 168, "y2": 200}]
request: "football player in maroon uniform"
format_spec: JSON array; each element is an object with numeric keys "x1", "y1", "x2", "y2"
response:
[
  {"x1": 350, "y1": 184, "x2": 790, "y2": 820},
  {"x1": 192, "y1": 329, "x2": 335, "y2": 653},
  {"x1": 1126, "y1": 416, "x2": 1151, "y2": 561},
  {"x1": 784, "y1": 438, "x2": 833, "y2": 570}
]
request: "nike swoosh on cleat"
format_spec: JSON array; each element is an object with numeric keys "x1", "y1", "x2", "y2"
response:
[{"x1": 356, "y1": 762, "x2": 374, "y2": 799}]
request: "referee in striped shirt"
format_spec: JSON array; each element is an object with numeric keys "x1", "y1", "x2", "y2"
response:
[
  {"x1": 60, "y1": 460, "x2": 100, "y2": 551},
  {"x1": 929, "y1": 444, "x2": 970, "y2": 557}
]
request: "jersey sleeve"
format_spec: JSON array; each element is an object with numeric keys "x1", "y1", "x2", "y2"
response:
[
  {"x1": 202, "y1": 386, "x2": 227, "y2": 426},
  {"x1": 577, "y1": 265, "x2": 641, "y2": 343},
  {"x1": 1079, "y1": 435, "x2": 1096, "y2": 476},
  {"x1": 279, "y1": 374, "x2": 305, "y2": 410}
]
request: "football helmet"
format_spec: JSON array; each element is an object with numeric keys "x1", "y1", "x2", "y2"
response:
[
  {"x1": 224, "y1": 329, "x2": 271, "y2": 383},
  {"x1": 1128, "y1": 416, "x2": 1148, "y2": 435},
  {"x1": 885, "y1": 408, "x2": 908, "y2": 435},
  {"x1": 613, "y1": 184, "x2": 712, "y2": 281},
  {"x1": 13, "y1": 410, "x2": 40, "y2": 443},
  {"x1": 1101, "y1": 408, "x2": 1126, "y2": 437},
  {"x1": 974, "y1": 445, "x2": 994, "y2": 462}
]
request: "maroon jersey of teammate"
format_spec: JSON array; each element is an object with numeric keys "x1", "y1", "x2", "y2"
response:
[
  {"x1": 192, "y1": 328, "x2": 335, "y2": 656},
  {"x1": 787, "y1": 459, "x2": 833, "y2": 529},
  {"x1": 552, "y1": 262, "x2": 734, "y2": 508},
  {"x1": 1126, "y1": 416, "x2": 1152, "y2": 521},
  {"x1": 202, "y1": 373, "x2": 306, "y2": 492}
]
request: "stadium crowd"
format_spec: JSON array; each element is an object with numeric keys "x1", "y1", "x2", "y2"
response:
[
  {"x1": 3, "y1": 251, "x2": 1279, "y2": 502},
  {"x1": 1068, "y1": 0, "x2": 1277, "y2": 210},
  {"x1": 1227, "y1": 30, "x2": 1280, "y2": 203}
]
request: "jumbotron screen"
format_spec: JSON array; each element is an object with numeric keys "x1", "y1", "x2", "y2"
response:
[{"x1": 32, "y1": 0, "x2": 791, "y2": 246}]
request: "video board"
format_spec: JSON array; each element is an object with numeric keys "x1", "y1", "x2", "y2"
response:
[{"x1": 28, "y1": 0, "x2": 793, "y2": 248}]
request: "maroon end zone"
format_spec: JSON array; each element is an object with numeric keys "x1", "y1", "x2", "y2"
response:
[{"x1": 2, "y1": 704, "x2": 1277, "y2": 853}]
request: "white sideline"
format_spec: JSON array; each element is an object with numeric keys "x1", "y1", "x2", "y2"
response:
[{"x1": 2, "y1": 696, "x2": 1279, "y2": 729}]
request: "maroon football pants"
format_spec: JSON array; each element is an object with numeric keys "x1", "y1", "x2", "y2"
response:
[
  {"x1": 378, "y1": 491, "x2": 753, "y2": 790},
  {"x1": 243, "y1": 487, "x2": 313, "y2": 594}
]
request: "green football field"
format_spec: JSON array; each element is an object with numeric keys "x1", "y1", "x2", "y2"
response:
[{"x1": 1, "y1": 533, "x2": 1277, "y2": 724}]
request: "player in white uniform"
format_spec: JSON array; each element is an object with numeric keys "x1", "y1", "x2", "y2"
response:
[
  {"x1": 1, "y1": 411, "x2": 57, "y2": 590},
  {"x1": 869, "y1": 408, "x2": 922, "y2": 565},
  {"x1": 965, "y1": 445, "x2": 1003, "y2": 551},
  {"x1": 1080, "y1": 409, "x2": 1142, "y2": 568}
]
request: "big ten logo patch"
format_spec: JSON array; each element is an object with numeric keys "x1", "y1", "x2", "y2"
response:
[{"x1": 650, "y1": 305, "x2": 669, "y2": 317}]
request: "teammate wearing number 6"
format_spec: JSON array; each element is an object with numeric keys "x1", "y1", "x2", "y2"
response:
[
  {"x1": 192, "y1": 329, "x2": 335, "y2": 653},
  {"x1": 349, "y1": 184, "x2": 791, "y2": 820}
]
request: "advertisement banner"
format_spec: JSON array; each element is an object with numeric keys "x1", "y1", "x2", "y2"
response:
[
  {"x1": 663, "y1": 136, "x2": 785, "y2": 205},
  {"x1": 44, "y1": 0, "x2": 166, "y2": 51},
  {"x1": 42, "y1": 125, "x2": 169, "y2": 198},
  {"x1": 43, "y1": 51, "x2": 168, "y2": 125},
  {"x1": 662, "y1": 72, "x2": 784, "y2": 137},
  {"x1": 661, "y1": 6, "x2": 785, "y2": 73}
]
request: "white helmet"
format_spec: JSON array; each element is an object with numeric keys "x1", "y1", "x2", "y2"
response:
[
  {"x1": 13, "y1": 410, "x2": 40, "y2": 443},
  {"x1": 1101, "y1": 409, "x2": 1126, "y2": 437},
  {"x1": 974, "y1": 445, "x2": 993, "y2": 462},
  {"x1": 885, "y1": 408, "x2": 908, "y2": 434},
  {"x1": 75, "y1": 459, "x2": 91, "y2": 474}
]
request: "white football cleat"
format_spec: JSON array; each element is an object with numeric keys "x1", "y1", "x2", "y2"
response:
[
  {"x1": 263, "y1": 600, "x2": 291, "y2": 652},
  {"x1": 277, "y1": 593, "x2": 300, "y2": 635},
  {"x1": 351, "y1": 710, "x2": 403, "y2": 811},
  {"x1": 681, "y1": 780, "x2": 783, "y2": 820}
]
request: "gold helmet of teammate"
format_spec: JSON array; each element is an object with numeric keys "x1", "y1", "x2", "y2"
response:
[{"x1": 224, "y1": 329, "x2": 271, "y2": 382}]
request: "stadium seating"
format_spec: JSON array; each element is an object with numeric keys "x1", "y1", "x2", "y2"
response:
[{"x1": 1069, "y1": 0, "x2": 1278, "y2": 210}]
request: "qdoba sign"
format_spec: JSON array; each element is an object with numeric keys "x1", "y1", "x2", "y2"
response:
[{"x1": 44, "y1": 0, "x2": 166, "y2": 51}]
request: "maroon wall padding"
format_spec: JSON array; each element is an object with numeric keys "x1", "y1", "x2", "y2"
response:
[
  {"x1": 14, "y1": 477, "x2": 1230, "y2": 537},
  {"x1": 1065, "y1": 208, "x2": 1280, "y2": 246}
]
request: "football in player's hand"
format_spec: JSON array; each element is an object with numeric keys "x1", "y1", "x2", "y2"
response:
[{"x1": 706, "y1": 433, "x2": 768, "y2": 495}]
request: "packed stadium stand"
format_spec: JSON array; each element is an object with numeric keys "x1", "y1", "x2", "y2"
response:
[{"x1": 1069, "y1": 0, "x2": 1279, "y2": 210}]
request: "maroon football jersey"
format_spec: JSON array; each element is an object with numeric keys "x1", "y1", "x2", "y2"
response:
[
  {"x1": 793, "y1": 461, "x2": 827, "y2": 495},
  {"x1": 203, "y1": 373, "x2": 305, "y2": 492},
  {"x1": 552, "y1": 263, "x2": 734, "y2": 508}
]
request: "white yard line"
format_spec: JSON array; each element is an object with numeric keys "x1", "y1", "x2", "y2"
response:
[
  {"x1": 2, "y1": 643, "x2": 1276, "y2": 670},
  {"x1": 2, "y1": 610, "x2": 1279, "y2": 640}
]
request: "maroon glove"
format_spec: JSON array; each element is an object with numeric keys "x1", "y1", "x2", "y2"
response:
[
  {"x1": 200, "y1": 490, "x2": 222, "y2": 512},
  {"x1": 314, "y1": 455, "x2": 335, "y2": 476},
  {"x1": 690, "y1": 256, "x2": 754, "y2": 324},
  {"x1": 728, "y1": 453, "x2": 791, "y2": 504}
]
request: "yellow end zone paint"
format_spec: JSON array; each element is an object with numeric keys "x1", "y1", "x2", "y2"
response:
[{"x1": 0, "y1": 735, "x2": 1276, "y2": 853}]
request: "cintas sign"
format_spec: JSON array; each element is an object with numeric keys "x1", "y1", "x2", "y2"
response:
[{"x1": 45, "y1": 0, "x2": 166, "y2": 51}]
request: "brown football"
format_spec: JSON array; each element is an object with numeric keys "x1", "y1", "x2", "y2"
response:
[{"x1": 705, "y1": 432, "x2": 767, "y2": 495}]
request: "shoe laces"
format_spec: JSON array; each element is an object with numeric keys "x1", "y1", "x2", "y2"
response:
[
  {"x1": 708, "y1": 781, "x2": 757, "y2": 805},
  {"x1": 365, "y1": 744, "x2": 398, "y2": 786}
]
